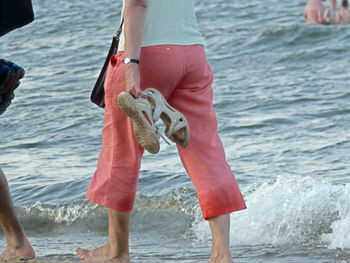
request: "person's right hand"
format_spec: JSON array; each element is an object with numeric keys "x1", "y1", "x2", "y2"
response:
[{"x1": 124, "y1": 63, "x2": 147, "y2": 98}]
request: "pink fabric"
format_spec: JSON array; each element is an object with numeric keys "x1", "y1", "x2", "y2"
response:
[{"x1": 86, "y1": 45, "x2": 246, "y2": 220}]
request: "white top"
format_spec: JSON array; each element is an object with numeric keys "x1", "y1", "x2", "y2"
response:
[{"x1": 118, "y1": 0, "x2": 204, "y2": 51}]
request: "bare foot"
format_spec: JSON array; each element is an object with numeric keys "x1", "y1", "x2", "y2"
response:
[
  {"x1": 209, "y1": 258, "x2": 234, "y2": 263},
  {"x1": 0, "y1": 240, "x2": 35, "y2": 262},
  {"x1": 209, "y1": 253, "x2": 234, "y2": 263},
  {"x1": 76, "y1": 244, "x2": 130, "y2": 263}
]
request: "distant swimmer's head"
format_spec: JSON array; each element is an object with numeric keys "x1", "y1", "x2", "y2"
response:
[{"x1": 342, "y1": 0, "x2": 348, "y2": 7}]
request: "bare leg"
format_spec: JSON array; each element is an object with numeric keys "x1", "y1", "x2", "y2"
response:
[
  {"x1": 208, "y1": 213, "x2": 234, "y2": 263},
  {"x1": 76, "y1": 209, "x2": 131, "y2": 263},
  {"x1": 0, "y1": 168, "x2": 35, "y2": 261}
]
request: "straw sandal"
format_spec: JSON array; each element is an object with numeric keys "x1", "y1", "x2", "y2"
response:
[
  {"x1": 144, "y1": 88, "x2": 190, "y2": 148},
  {"x1": 117, "y1": 92, "x2": 161, "y2": 154},
  {"x1": 117, "y1": 88, "x2": 190, "y2": 154}
]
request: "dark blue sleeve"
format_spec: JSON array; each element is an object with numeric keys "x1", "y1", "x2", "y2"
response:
[{"x1": 0, "y1": 0, "x2": 34, "y2": 37}]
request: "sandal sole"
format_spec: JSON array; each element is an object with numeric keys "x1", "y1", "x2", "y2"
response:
[{"x1": 117, "y1": 92, "x2": 160, "y2": 154}]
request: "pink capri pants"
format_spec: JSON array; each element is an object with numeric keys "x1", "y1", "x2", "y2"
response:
[{"x1": 86, "y1": 44, "x2": 246, "y2": 220}]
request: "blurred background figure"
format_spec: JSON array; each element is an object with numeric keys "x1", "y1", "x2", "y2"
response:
[
  {"x1": 324, "y1": 0, "x2": 339, "y2": 24},
  {"x1": 304, "y1": 0, "x2": 328, "y2": 24},
  {"x1": 336, "y1": 0, "x2": 350, "y2": 23}
]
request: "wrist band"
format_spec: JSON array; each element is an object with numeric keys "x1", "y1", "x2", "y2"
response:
[{"x1": 123, "y1": 58, "x2": 139, "y2": 64}]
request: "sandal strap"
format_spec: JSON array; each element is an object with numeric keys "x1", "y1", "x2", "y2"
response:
[
  {"x1": 159, "y1": 131, "x2": 171, "y2": 145},
  {"x1": 145, "y1": 88, "x2": 189, "y2": 146},
  {"x1": 152, "y1": 104, "x2": 162, "y2": 122},
  {"x1": 165, "y1": 117, "x2": 187, "y2": 141}
]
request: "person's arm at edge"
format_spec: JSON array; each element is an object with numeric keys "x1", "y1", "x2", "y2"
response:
[
  {"x1": 123, "y1": 0, "x2": 148, "y2": 98},
  {"x1": 321, "y1": 9, "x2": 330, "y2": 24},
  {"x1": 336, "y1": 11, "x2": 341, "y2": 24}
]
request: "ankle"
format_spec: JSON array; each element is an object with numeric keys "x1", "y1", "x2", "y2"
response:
[
  {"x1": 209, "y1": 255, "x2": 234, "y2": 263},
  {"x1": 6, "y1": 234, "x2": 26, "y2": 249},
  {"x1": 4, "y1": 237, "x2": 35, "y2": 259},
  {"x1": 209, "y1": 248, "x2": 233, "y2": 263},
  {"x1": 105, "y1": 242, "x2": 130, "y2": 259}
]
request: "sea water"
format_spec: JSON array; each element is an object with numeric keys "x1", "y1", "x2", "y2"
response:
[{"x1": 0, "y1": 0, "x2": 350, "y2": 262}]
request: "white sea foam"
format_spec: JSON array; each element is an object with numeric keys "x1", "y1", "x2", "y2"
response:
[
  {"x1": 20, "y1": 200, "x2": 98, "y2": 225},
  {"x1": 193, "y1": 175, "x2": 350, "y2": 249},
  {"x1": 322, "y1": 184, "x2": 350, "y2": 249}
]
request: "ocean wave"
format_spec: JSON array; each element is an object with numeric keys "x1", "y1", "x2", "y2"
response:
[
  {"x1": 246, "y1": 23, "x2": 350, "y2": 55},
  {"x1": 16, "y1": 186, "x2": 200, "y2": 236},
  {"x1": 194, "y1": 175, "x2": 350, "y2": 248}
]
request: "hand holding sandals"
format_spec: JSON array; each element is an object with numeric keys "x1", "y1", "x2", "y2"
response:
[
  {"x1": 124, "y1": 63, "x2": 147, "y2": 99},
  {"x1": 117, "y1": 88, "x2": 190, "y2": 154}
]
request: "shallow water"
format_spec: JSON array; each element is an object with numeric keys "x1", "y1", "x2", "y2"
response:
[{"x1": 1, "y1": 0, "x2": 350, "y2": 262}]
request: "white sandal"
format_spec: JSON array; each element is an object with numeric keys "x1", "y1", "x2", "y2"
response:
[
  {"x1": 117, "y1": 92, "x2": 160, "y2": 154},
  {"x1": 144, "y1": 88, "x2": 190, "y2": 148}
]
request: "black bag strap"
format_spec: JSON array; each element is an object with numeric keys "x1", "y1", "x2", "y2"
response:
[{"x1": 115, "y1": 19, "x2": 124, "y2": 41}]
